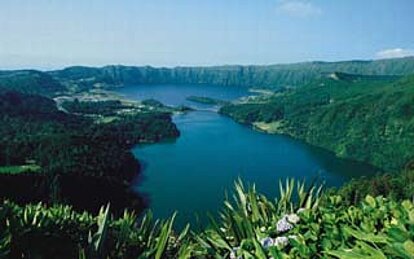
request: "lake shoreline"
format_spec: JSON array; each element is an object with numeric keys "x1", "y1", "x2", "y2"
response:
[
  {"x1": 213, "y1": 110, "x2": 383, "y2": 176},
  {"x1": 217, "y1": 112, "x2": 383, "y2": 175},
  {"x1": 116, "y1": 84, "x2": 379, "y2": 226}
]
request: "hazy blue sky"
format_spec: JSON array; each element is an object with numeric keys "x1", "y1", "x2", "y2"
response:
[{"x1": 1, "y1": 0, "x2": 413, "y2": 69}]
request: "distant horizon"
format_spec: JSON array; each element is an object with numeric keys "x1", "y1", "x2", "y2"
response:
[
  {"x1": 2, "y1": 55, "x2": 414, "y2": 72},
  {"x1": 1, "y1": 1, "x2": 413, "y2": 70}
]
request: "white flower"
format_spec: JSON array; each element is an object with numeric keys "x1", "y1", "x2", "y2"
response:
[
  {"x1": 260, "y1": 226, "x2": 266, "y2": 232},
  {"x1": 274, "y1": 236, "x2": 289, "y2": 247},
  {"x1": 260, "y1": 237, "x2": 274, "y2": 249},
  {"x1": 287, "y1": 213, "x2": 300, "y2": 224},
  {"x1": 276, "y1": 216, "x2": 293, "y2": 233}
]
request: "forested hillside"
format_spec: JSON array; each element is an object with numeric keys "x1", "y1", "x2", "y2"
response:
[
  {"x1": 0, "y1": 70, "x2": 65, "y2": 96},
  {"x1": 0, "y1": 87, "x2": 180, "y2": 213},
  {"x1": 49, "y1": 57, "x2": 414, "y2": 90},
  {"x1": 220, "y1": 73, "x2": 414, "y2": 171},
  {"x1": 1, "y1": 59, "x2": 413, "y2": 258}
]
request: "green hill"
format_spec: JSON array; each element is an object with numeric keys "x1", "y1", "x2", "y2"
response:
[
  {"x1": 0, "y1": 70, "x2": 65, "y2": 96},
  {"x1": 0, "y1": 89, "x2": 179, "y2": 213},
  {"x1": 49, "y1": 57, "x2": 414, "y2": 90},
  {"x1": 220, "y1": 73, "x2": 414, "y2": 171}
]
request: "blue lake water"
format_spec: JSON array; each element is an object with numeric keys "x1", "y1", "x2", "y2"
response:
[{"x1": 116, "y1": 84, "x2": 377, "y2": 226}]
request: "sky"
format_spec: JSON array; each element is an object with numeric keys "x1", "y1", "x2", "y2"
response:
[{"x1": 0, "y1": 0, "x2": 413, "y2": 69}]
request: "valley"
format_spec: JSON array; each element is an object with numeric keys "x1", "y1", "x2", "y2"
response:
[{"x1": 0, "y1": 57, "x2": 413, "y2": 258}]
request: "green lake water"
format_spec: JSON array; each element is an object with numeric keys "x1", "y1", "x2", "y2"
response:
[{"x1": 116, "y1": 84, "x2": 378, "y2": 226}]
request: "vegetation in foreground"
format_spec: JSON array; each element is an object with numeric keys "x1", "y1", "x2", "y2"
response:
[
  {"x1": 220, "y1": 73, "x2": 414, "y2": 171},
  {"x1": 1, "y1": 175, "x2": 413, "y2": 258}
]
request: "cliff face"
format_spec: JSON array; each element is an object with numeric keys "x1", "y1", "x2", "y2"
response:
[{"x1": 48, "y1": 56, "x2": 414, "y2": 89}]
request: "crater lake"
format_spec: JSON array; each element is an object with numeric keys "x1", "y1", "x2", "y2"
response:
[{"x1": 115, "y1": 84, "x2": 378, "y2": 227}]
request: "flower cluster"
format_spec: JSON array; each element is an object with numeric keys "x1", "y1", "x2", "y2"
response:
[
  {"x1": 260, "y1": 235, "x2": 295, "y2": 249},
  {"x1": 260, "y1": 237, "x2": 274, "y2": 249},
  {"x1": 257, "y1": 212, "x2": 302, "y2": 251},
  {"x1": 276, "y1": 212, "x2": 301, "y2": 233},
  {"x1": 276, "y1": 216, "x2": 293, "y2": 233}
]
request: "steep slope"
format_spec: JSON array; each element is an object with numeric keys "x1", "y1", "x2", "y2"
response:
[
  {"x1": 49, "y1": 56, "x2": 414, "y2": 90},
  {"x1": 220, "y1": 73, "x2": 414, "y2": 171}
]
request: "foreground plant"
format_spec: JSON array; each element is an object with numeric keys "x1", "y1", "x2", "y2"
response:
[
  {"x1": 194, "y1": 178, "x2": 323, "y2": 258},
  {"x1": 0, "y1": 201, "x2": 192, "y2": 258},
  {"x1": 0, "y1": 178, "x2": 413, "y2": 258},
  {"x1": 195, "y1": 179, "x2": 414, "y2": 258}
]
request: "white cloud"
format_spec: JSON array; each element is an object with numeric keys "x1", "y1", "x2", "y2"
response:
[
  {"x1": 375, "y1": 48, "x2": 414, "y2": 59},
  {"x1": 276, "y1": 0, "x2": 322, "y2": 18}
]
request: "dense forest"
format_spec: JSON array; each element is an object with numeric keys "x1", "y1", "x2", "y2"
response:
[
  {"x1": 220, "y1": 72, "x2": 414, "y2": 171},
  {"x1": 0, "y1": 70, "x2": 65, "y2": 96},
  {"x1": 0, "y1": 83, "x2": 179, "y2": 214},
  {"x1": 48, "y1": 57, "x2": 414, "y2": 90}
]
